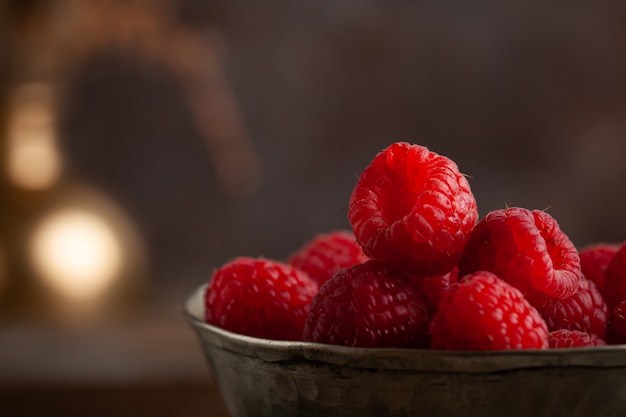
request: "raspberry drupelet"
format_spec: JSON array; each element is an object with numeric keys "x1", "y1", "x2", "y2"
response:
[
  {"x1": 548, "y1": 329, "x2": 607, "y2": 348},
  {"x1": 458, "y1": 207, "x2": 581, "y2": 308},
  {"x1": 406, "y1": 267, "x2": 458, "y2": 320},
  {"x1": 301, "y1": 260, "x2": 430, "y2": 348},
  {"x1": 429, "y1": 271, "x2": 549, "y2": 351},
  {"x1": 287, "y1": 229, "x2": 369, "y2": 288},
  {"x1": 204, "y1": 257, "x2": 318, "y2": 341},
  {"x1": 578, "y1": 242, "x2": 620, "y2": 297},
  {"x1": 602, "y1": 242, "x2": 626, "y2": 310},
  {"x1": 538, "y1": 277, "x2": 608, "y2": 339},
  {"x1": 606, "y1": 300, "x2": 626, "y2": 345},
  {"x1": 348, "y1": 142, "x2": 478, "y2": 277}
]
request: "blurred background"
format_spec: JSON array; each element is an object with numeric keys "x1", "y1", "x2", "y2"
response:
[{"x1": 3, "y1": 0, "x2": 626, "y2": 415}]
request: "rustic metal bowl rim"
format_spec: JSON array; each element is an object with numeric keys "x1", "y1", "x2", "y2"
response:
[{"x1": 184, "y1": 284, "x2": 626, "y2": 373}]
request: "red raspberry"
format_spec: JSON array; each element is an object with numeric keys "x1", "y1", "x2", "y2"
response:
[
  {"x1": 407, "y1": 267, "x2": 458, "y2": 320},
  {"x1": 457, "y1": 207, "x2": 581, "y2": 307},
  {"x1": 579, "y1": 242, "x2": 620, "y2": 297},
  {"x1": 348, "y1": 142, "x2": 478, "y2": 277},
  {"x1": 538, "y1": 278, "x2": 608, "y2": 339},
  {"x1": 301, "y1": 260, "x2": 430, "y2": 348},
  {"x1": 602, "y1": 242, "x2": 626, "y2": 310},
  {"x1": 429, "y1": 271, "x2": 549, "y2": 351},
  {"x1": 548, "y1": 329, "x2": 607, "y2": 348},
  {"x1": 287, "y1": 229, "x2": 369, "y2": 287},
  {"x1": 605, "y1": 300, "x2": 626, "y2": 345},
  {"x1": 204, "y1": 257, "x2": 318, "y2": 341}
]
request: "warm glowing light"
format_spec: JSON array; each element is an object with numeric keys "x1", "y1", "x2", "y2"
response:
[
  {"x1": 7, "y1": 128, "x2": 61, "y2": 190},
  {"x1": 31, "y1": 209, "x2": 123, "y2": 301},
  {"x1": 5, "y1": 82, "x2": 62, "y2": 190}
]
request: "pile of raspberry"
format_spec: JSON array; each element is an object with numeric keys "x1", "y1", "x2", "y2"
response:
[{"x1": 204, "y1": 141, "x2": 626, "y2": 350}]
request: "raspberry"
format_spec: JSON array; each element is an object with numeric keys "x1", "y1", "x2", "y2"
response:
[
  {"x1": 458, "y1": 207, "x2": 581, "y2": 307},
  {"x1": 407, "y1": 268, "x2": 458, "y2": 320},
  {"x1": 287, "y1": 229, "x2": 369, "y2": 287},
  {"x1": 602, "y1": 242, "x2": 626, "y2": 310},
  {"x1": 548, "y1": 329, "x2": 607, "y2": 348},
  {"x1": 579, "y1": 242, "x2": 620, "y2": 297},
  {"x1": 429, "y1": 271, "x2": 549, "y2": 351},
  {"x1": 605, "y1": 300, "x2": 626, "y2": 345},
  {"x1": 301, "y1": 260, "x2": 430, "y2": 348},
  {"x1": 204, "y1": 257, "x2": 318, "y2": 341},
  {"x1": 538, "y1": 278, "x2": 608, "y2": 339},
  {"x1": 348, "y1": 142, "x2": 478, "y2": 277}
]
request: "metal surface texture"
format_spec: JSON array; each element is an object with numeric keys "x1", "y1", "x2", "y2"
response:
[{"x1": 184, "y1": 284, "x2": 626, "y2": 417}]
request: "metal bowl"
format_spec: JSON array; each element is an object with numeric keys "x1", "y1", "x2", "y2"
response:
[{"x1": 184, "y1": 284, "x2": 626, "y2": 417}]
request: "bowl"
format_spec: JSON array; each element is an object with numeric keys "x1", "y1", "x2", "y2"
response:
[{"x1": 184, "y1": 284, "x2": 626, "y2": 417}]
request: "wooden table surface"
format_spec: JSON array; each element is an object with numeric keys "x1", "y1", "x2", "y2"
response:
[
  {"x1": 0, "y1": 290, "x2": 231, "y2": 417},
  {"x1": 1, "y1": 380, "x2": 230, "y2": 417}
]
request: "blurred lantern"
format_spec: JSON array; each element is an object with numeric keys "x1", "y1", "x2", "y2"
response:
[
  {"x1": 0, "y1": 0, "x2": 262, "y2": 321},
  {"x1": 0, "y1": 81, "x2": 148, "y2": 322}
]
